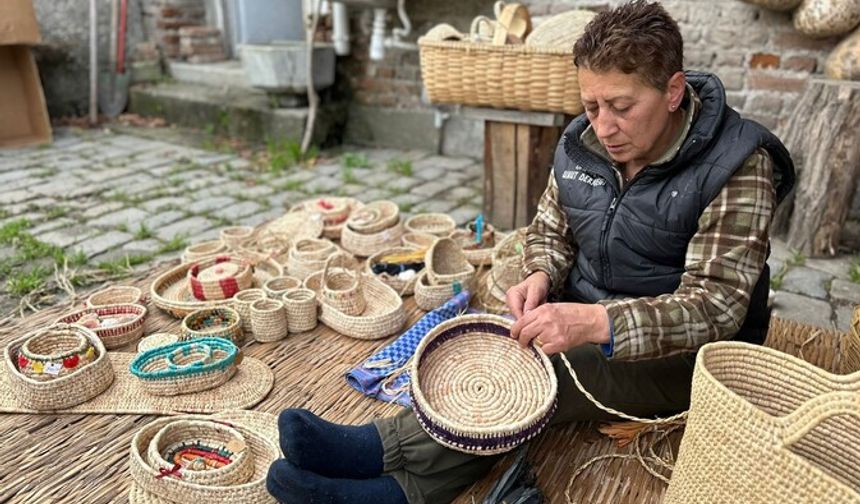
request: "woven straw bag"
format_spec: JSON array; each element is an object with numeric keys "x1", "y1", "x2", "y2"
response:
[
  {"x1": 341, "y1": 219, "x2": 404, "y2": 258},
  {"x1": 147, "y1": 419, "x2": 254, "y2": 485},
  {"x1": 322, "y1": 254, "x2": 366, "y2": 316},
  {"x1": 346, "y1": 200, "x2": 400, "y2": 234},
  {"x1": 130, "y1": 337, "x2": 240, "y2": 396},
  {"x1": 425, "y1": 237, "x2": 476, "y2": 286},
  {"x1": 220, "y1": 226, "x2": 255, "y2": 248},
  {"x1": 182, "y1": 240, "x2": 228, "y2": 264},
  {"x1": 55, "y1": 303, "x2": 148, "y2": 349},
  {"x1": 263, "y1": 275, "x2": 301, "y2": 299},
  {"x1": 231, "y1": 288, "x2": 267, "y2": 335},
  {"x1": 187, "y1": 256, "x2": 253, "y2": 301},
  {"x1": 86, "y1": 285, "x2": 144, "y2": 308},
  {"x1": 404, "y1": 213, "x2": 456, "y2": 237},
  {"x1": 411, "y1": 314, "x2": 558, "y2": 455},
  {"x1": 366, "y1": 246, "x2": 424, "y2": 296},
  {"x1": 281, "y1": 288, "x2": 318, "y2": 333},
  {"x1": 304, "y1": 270, "x2": 406, "y2": 340},
  {"x1": 286, "y1": 238, "x2": 340, "y2": 280},
  {"x1": 402, "y1": 232, "x2": 437, "y2": 250},
  {"x1": 250, "y1": 298, "x2": 287, "y2": 343},
  {"x1": 4, "y1": 324, "x2": 115, "y2": 410},
  {"x1": 180, "y1": 307, "x2": 244, "y2": 345},
  {"x1": 414, "y1": 270, "x2": 470, "y2": 311},
  {"x1": 525, "y1": 9, "x2": 595, "y2": 48},
  {"x1": 664, "y1": 341, "x2": 860, "y2": 503},
  {"x1": 128, "y1": 414, "x2": 278, "y2": 503}
]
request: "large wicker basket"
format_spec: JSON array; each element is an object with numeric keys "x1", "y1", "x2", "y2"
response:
[{"x1": 418, "y1": 38, "x2": 583, "y2": 115}]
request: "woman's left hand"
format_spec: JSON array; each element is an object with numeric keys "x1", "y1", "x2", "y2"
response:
[{"x1": 510, "y1": 303, "x2": 610, "y2": 355}]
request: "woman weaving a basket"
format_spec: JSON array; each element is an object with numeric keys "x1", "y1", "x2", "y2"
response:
[{"x1": 266, "y1": 2, "x2": 795, "y2": 503}]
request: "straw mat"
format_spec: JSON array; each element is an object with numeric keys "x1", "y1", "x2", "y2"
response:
[{"x1": 0, "y1": 259, "x2": 853, "y2": 503}]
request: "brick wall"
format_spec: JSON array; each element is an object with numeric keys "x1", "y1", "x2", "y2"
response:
[{"x1": 345, "y1": 0, "x2": 839, "y2": 131}]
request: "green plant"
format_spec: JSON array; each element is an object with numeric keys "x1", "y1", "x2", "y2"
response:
[
  {"x1": 0, "y1": 219, "x2": 32, "y2": 244},
  {"x1": 398, "y1": 202, "x2": 414, "y2": 213},
  {"x1": 770, "y1": 264, "x2": 788, "y2": 291},
  {"x1": 787, "y1": 250, "x2": 806, "y2": 267},
  {"x1": 278, "y1": 180, "x2": 305, "y2": 192},
  {"x1": 850, "y1": 260, "x2": 860, "y2": 284},
  {"x1": 6, "y1": 266, "x2": 49, "y2": 296},
  {"x1": 341, "y1": 152, "x2": 370, "y2": 169},
  {"x1": 341, "y1": 166, "x2": 358, "y2": 184},
  {"x1": 45, "y1": 206, "x2": 69, "y2": 220},
  {"x1": 134, "y1": 223, "x2": 154, "y2": 240},
  {"x1": 68, "y1": 250, "x2": 89, "y2": 268},
  {"x1": 116, "y1": 223, "x2": 129, "y2": 233},
  {"x1": 158, "y1": 235, "x2": 188, "y2": 254},
  {"x1": 387, "y1": 159, "x2": 413, "y2": 177}
]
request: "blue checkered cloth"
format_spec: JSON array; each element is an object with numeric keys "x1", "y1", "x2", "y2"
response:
[{"x1": 345, "y1": 291, "x2": 472, "y2": 406}]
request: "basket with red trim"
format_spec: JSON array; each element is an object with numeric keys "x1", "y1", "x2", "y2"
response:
[{"x1": 186, "y1": 256, "x2": 253, "y2": 301}]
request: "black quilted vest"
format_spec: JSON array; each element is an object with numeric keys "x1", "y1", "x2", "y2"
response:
[{"x1": 554, "y1": 71, "x2": 795, "y2": 345}]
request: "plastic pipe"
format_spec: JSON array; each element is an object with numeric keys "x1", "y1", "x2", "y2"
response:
[
  {"x1": 369, "y1": 7, "x2": 386, "y2": 61},
  {"x1": 332, "y1": 1, "x2": 350, "y2": 55}
]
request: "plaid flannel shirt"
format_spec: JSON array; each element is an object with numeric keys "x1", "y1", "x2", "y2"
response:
[{"x1": 522, "y1": 87, "x2": 776, "y2": 361}]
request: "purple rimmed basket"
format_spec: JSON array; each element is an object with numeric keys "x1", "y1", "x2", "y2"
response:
[{"x1": 410, "y1": 314, "x2": 558, "y2": 455}]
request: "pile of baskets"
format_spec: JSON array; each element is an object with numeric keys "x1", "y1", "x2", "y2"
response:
[{"x1": 341, "y1": 200, "x2": 404, "y2": 257}]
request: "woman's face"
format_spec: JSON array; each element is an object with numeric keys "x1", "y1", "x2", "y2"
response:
[{"x1": 578, "y1": 68, "x2": 685, "y2": 168}]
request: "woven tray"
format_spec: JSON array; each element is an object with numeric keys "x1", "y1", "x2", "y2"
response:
[
  {"x1": 55, "y1": 303, "x2": 148, "y2": 350},
  {"x1": 130, "y1": 337, "x2": 241, "y2": 396},
  {"x1": 419, "y1": 37, "x2": 584, "y2": 115},
  {"x1": 304, "y1": 271, "x2": 407, "y2": 340},
  {"x1": 411, "y1": 314, "x2": 558, "y2": 455},
  {"x1": 3, "y1": 324, "x2": 115, "y2": 411},
  {"x1": 150, "y1": 260, "x2": 279, "y2": 318},
  {"x1": 86, "y1": 285, "x2": 144, "y2": 308},
  {"x1": 187, "y1": 256, "x2": 254, "y2": 301},
  {"x1": 129, "y1": 413, "x2": 279, "y2": 503},
  {"x1": 404, "y1": 213, "x2": 456, "y2": 237}
]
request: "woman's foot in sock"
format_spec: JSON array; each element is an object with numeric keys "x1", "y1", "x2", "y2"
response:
[
  {"x1": 278, "y1": 408, "x2": 384, "y2": 479},
  {"x1": 267, "y1": 459, "x2": 407, "y2": 504}
]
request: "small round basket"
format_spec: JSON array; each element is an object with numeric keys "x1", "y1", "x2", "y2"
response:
[
  {"x1": 449, "y1": 222, "x2": 497, "y2": 266},
  {"x1": 187, "y1": 256, "x2": 254, "y2": 301},
  {"x1": 425, "y1": 237, "x2": 476, "y2": 286},
  {"x1": 366, "y1": 246, "x2": 425, "y2": 296},
  {"x1": 405, "y1": 213, "x2": 456, "y2": 237},
  {"x1": 86, "y1": 285, "x2": 145, "y2": 308},
  {"x1": 340, "y1": 219, "x2": 404, "y2": 258},
  {"x1": 322, "y1": 254, "x2": 366, "y2": 316},
  {"x1": 281, "y1": 288, "x2": 318, "y2": 333},
  {"x1": 4, "y1": 324, "x2": 115, "y2": 410},
  {"x1": 346, "y1": 200, "x2": 400, "y2": 234},
  {"x1": 182, "y1": 240, "x2": 228, "y2": 263},
  {"x1": 220, "y1": 226, "x2": 254, "y2": 249},
  {"x1": 130, "y1": 337, "x2": 241, "y2": 396},
  {"x1": 137, "y1": 332, "x2": 180, "y2": 353},
  {"x1": 128, "y1": 413, "x2": 279, "y2": 503},
  {"x1": 250, "y1": 299, "x2": 287, "y2": 343},
  {"x1": 231, "y1": 288, "x2": 267, "y2": 335},
  {"x1": 263, "y1": 275, "x2": 301, "y2": 299},
  {"x1": 411, "y1": 314, "x2": 558, "y2": 455},
  {"x1": 291, "y1": 196, "x2": 364, "y2": 239},
  {"x1": 180, "y1": 307, "x2": 244, "y2": 345},
  {"x1": 414, "y1": 270, "x2": 468, "y2": 311},
  {"x1": 147, "y1": 419, "x2": 254, "y2": 486},
  {"x1": 402, "y1": 232, "x2": 437, "y2": 250},
  {"x1": 286, "y1": 238, "x2": 340, "y2": 280},
  {"x1": 55, "y1": 303, "x2": 148, "y2": 350},
  {"x1": 17, "y1": 326, "x2": 96, "y2": 381}
]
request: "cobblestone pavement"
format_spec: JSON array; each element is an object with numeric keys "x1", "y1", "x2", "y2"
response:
[
  {"x1": 0, "y1": 127, "x2": 483, "y2": 315},
  {"x1": 1, "y1": 126, "x2": 859, "y2": 331}
]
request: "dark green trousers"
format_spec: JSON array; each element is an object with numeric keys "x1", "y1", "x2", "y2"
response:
[{"x1": 373, "y1": 344, "x2": 696, "y2": 504}]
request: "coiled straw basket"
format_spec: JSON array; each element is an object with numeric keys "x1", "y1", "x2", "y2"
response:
[
  {"x1": 411, "y1": 314, "x2": 558, "y2": 455},
  {"x1": 130, "y1": 337, "x2": 240, "y2": 396},
  {"x1": 281, "y1": 288, "x2": 318, "y2": 333},
  {"x1": 664, "y1": 341, "x2": 860, "y2": 504},
  {"x1": 322, "y1": 254, "x2": 366, "y2": 316},
  {"x1": 404, "y1": 213, "x2": 456, "y2": 237},
  {"x1": 250, "y1": 298, "x2": 287, "y2": 343}
]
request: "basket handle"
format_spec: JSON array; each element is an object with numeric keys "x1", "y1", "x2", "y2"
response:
[
  {"x1": 322, "y1": 252, "x2": 357, "y2": 285},
  {"x1": 780, "y1": 391, "x2": 860, "y2": 446},
  {"x1": 470, "y1": 15, "x2": 495, "y2": 41}
]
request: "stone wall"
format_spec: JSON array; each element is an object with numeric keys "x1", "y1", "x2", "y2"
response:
[{"x1": 344, "y1": 0, "x2": 840, "y2": 132}]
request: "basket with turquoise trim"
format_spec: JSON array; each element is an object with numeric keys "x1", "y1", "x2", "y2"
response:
[{"x1": 130, "y1": 337, "x2": 242, "y2": 396}]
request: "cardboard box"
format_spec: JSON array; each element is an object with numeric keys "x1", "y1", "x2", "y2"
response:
[
  {"x1": 0, "y1": 0, "x2": 52, "y2": 148},
  {"x1": 0, "y1": 0, "x2": 42, "y2": 45}
]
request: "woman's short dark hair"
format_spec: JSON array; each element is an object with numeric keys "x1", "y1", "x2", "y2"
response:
[{"x1": 573, "y1": 0, "x2": 683, "y2": 90}]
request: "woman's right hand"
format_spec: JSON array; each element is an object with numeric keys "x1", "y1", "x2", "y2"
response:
[{"x1": 506, "y1": 271, "x2": 551, "y2": 319}]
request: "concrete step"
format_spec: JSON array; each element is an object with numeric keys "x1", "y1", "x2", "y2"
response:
[
  {"x1": 128, "y1": 81, "x2": 345, "y2": 146},
  {"x1": 168, "y1": 60, "x2": 250, "y2": 89}
]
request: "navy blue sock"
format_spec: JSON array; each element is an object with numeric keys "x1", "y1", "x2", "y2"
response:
[
  {"x1": 278, "y1": 409, "x2": 384, "y2": 479},
  {"x1": 267, "y1": 459, "x2": 407, "y2": 504}
]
